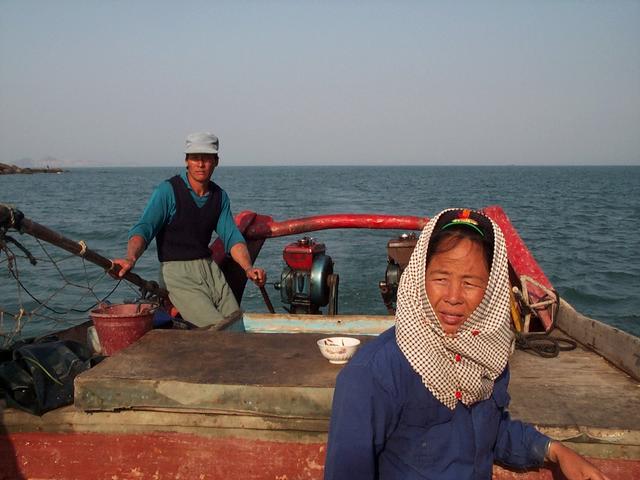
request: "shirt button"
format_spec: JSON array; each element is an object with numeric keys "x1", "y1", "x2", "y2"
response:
[{"x1": 455, "y1": 354, "x2": 461, "y2": 362}]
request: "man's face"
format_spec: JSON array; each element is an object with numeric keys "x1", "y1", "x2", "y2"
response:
[
  {"x1": 425, "y1": 237, "x2": 489, "y2": 335},
  {"x1": 185, "y1": 153, "x2": 218, "y2": 182}
]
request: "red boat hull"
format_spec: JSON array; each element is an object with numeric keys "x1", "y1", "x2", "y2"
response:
[{"x1": 2, "y1": 431, "x2": 637, "y2": 479}]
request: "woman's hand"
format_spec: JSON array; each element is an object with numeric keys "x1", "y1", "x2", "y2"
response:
[{"x1": 547, "y1": 441, "x2": 611, "y2": 480}]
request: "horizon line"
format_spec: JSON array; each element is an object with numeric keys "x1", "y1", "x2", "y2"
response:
[{"x1": 49, "y1": 163, "x2": 640, "y2": 168}]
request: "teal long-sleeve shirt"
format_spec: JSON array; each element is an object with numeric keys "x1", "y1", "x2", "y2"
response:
[{"x1": 128, "y1": 171, "x2": 245, "y2": 253}]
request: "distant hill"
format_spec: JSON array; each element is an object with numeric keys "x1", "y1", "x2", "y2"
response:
[
  {"x1": 13, "y1": 156, "x2": 89, "y2": 168},
  {"x1": 0, "y1": 162, "x2": 64, "y2": 175}
]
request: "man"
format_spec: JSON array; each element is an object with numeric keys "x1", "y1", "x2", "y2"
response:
[{"x1": 112, "y1": 132, "x2": 266, "y2": 328}]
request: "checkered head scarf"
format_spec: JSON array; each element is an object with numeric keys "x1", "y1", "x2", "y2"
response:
[{"x1": 395, "y1": 208, "x2": 514, "y2": 410}]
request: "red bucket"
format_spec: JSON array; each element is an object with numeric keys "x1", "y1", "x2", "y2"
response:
[{"x1": 90, "y1": 303, "x2": 156, "y2": 355}]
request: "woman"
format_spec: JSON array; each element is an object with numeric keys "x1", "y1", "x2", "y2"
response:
[{"x1": 324, "y1": 208, "x2": 609, "y2": 480}]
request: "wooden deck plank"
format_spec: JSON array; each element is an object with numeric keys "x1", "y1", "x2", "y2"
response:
[
  {"x1": 78, "y1": 330, "x2": 373, "y2": 386},
  {"x1": 509, "y1": 340, "x2": 640, "y2": 432},
  {"x1": 74, "y1": 330, "x2": 373, "y2": 415},
  {"x1": 74, "y1": 328, "x2": 640, "y2": 438}
]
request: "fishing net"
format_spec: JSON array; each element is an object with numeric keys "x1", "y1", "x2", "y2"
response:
[{"x1": 0, "y1": 206, "x2": 142, "y2": 348}]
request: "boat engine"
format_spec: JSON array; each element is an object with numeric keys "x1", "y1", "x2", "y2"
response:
[
  {"x1": 379, "y1": 233, "x2": 417, "y2": 314},
  {"x1": 274, "y1": 236, "x2": 339, "y2": 315}
]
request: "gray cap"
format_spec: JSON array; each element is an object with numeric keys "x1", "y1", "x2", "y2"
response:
[{"x1": 184, "y1": 132, "x2": 219, "y2": 154}]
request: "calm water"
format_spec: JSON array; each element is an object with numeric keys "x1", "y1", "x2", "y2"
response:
[{"x1": 1, "y1": 166, "x2": 639, "y2": 339}]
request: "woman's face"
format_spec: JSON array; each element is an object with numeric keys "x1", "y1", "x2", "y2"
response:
[{"x1": 425, "y1": 237, "x2": 490, "y2": 335}]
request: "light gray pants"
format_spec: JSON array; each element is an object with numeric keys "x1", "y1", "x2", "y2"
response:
[{"x1": 160, "y1": 258, "x2": 240, "y2": 328}]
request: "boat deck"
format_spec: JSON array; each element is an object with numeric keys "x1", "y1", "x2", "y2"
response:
[
  {"x1": 4, "y1": 315, "x2": 638, "y2": 459},
  {"x1": 2, "y1": 312, "x2": 640, "y2": 466},
  {"x1": 508, "y1": 335, "x2": 640, "y2": 459},
  {"x1": 74, "y1": 327, "x2": 640, "y2": 434},
  {"x1": 75, "y1": 329, "x2": 358, "y2": 418}
]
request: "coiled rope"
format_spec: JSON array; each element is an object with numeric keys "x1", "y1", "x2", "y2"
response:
[{"x1": 515, "y1": 332, "x2": 577, "y2": 358}]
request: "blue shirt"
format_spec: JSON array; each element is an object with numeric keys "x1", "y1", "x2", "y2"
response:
[
  {"x1": 129, "y1": 171, "x2": 245, "y2": 253},
  {"x1": 324, "y1": 328, "x2": 549, "y2": 480}
]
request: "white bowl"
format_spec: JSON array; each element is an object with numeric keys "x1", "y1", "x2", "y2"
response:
[{"x1": 317, "y1": 337, "x2": 361, "y2": 364}]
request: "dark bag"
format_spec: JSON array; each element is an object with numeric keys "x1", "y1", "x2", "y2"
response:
[{"x1": 0, "y1": 339, "x2": 93, "y2": 415}]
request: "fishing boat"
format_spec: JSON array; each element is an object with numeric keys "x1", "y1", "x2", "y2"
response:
[{"x1": 0, "y1": 205, "x2": 638, "y2": 479}]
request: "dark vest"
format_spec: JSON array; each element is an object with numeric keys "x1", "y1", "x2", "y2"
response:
[{"x1": 156, "y1": 175, "x2": 222, "y2": 262}]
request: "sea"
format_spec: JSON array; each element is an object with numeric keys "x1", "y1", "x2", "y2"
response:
[{"x1": 1, "y1": 165, "x2": 639, "y2": 341}]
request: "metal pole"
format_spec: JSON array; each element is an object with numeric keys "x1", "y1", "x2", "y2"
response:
[{"x1": 259, "y1": 285, "x2": 276, "y2": 314}]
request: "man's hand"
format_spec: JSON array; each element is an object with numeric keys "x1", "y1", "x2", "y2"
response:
[
  {"x1": 245, "y1": 267, "x2": 266, "y2": 287},
  {"x1": 230, "y1": 243, "x2": 267, "y2": 287},
  {"x1": 110, "y1": 235, "x2": 146, "y2": 279},
  {"x1": 547, "y1": 441, "x2": 611, "y2": 480},
  {"x1": 111, "y1": 258, "x2": 135, "y2": 278}
]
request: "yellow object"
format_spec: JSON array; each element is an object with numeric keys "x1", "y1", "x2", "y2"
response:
[{"x1": 510, "y1": 286, "x2": 523, "y2": 332}]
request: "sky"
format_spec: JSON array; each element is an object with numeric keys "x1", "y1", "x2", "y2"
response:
[{"x1": 1, "y1": 1, "x2": 639, "y2": 167}]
